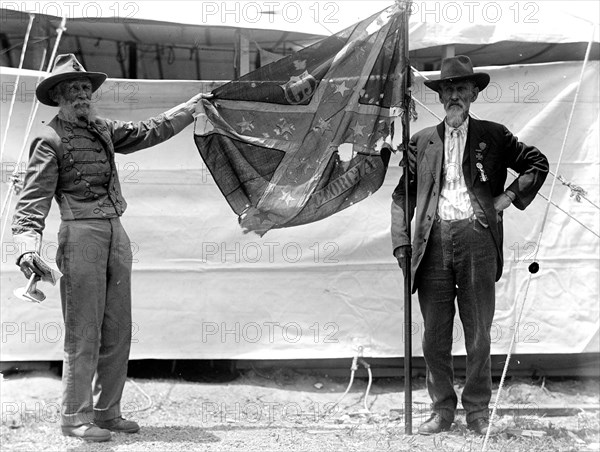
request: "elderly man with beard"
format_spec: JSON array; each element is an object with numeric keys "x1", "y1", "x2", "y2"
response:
[
  {"x1": 12, "y1": 54, "x2": 210, "y2": 442},
  {"x1": 391, "y1": 56, "x2": 548, "y2": 436}
]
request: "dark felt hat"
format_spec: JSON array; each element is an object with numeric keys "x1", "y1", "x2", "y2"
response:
[
  {"x1": 424, "y1": 55, "x2": 490, "y2": 92},
  {"x1": 36, "y1": 54, "x2": 107, "y2": 106}
]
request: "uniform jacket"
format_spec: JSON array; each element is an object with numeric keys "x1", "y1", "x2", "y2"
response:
[
  {"x1": 12, "y1": 102, "x2": 195, "y2": 259},
  {"x1": 391, "y1": 116, "x2": 549, "y2": 293}
]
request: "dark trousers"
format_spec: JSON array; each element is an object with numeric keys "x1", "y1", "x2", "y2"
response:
[
  {"x1": 416, "y1": 216, "x2": 497, "y2": 424},
  {"x1": 56, "y1": 218, "x2": 133, "y2": 426}
]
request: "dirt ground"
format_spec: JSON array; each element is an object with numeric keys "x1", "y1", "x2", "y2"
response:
[{"x1": 1, "y1": 367, "x2": 599, "y2": 452}]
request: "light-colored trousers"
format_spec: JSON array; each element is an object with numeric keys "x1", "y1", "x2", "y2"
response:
[{"x1": 56, "y1": 217, "x2": 132, "y2": 426}]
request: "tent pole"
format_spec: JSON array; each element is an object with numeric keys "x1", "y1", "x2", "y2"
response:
[
  {"x1": 128, "y1": 42, "x2": 138, "y2": 79},
  {"x1": 194, "y1": 48, "x2": 201, "y2": 80},
  {"x1": 155, "y1": 44, "x2": 164, "y2": 79},
  {"x1": 401, "y1": 0, "x2": 413, "y2": 436}
]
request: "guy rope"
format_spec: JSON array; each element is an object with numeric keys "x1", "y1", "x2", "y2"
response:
[
  {"x1": 0, "y1": 13, "x2": 35, "y2": 163},
  {"x1": 481, "y1": 25, "x2": 597, "y2": 452},
  {"x1": 0, "y1": 16, "x2": 67, "y2": 244}
]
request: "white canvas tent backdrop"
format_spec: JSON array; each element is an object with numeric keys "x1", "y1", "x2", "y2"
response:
[
  {"x1": 0, "y1": 1, "x2": 394, "y2": 35},
  {"x1": 2, "y1": 2, "x2": 598, "y2": 80},
  {"x1": 6, "y1": 1, "x2": 596, "y2": 38},
  {"x1": 3, "y1": 1, "x2": 598, "y2": 58},
  {"x1": 407, "y1": 0, "x2": 599, "y2": 45},
  {"x1": 0, "y1": 1, "x2": 598, "y2": 364}
]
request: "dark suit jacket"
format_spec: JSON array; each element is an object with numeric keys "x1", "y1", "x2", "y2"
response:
[{"x1": 391, "y1": 116, "x2": 549, "y2": 293}]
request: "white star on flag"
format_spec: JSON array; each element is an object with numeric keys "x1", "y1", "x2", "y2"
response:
[
  {"x1": 293, "y1": 59, "x2": 307, "y2": 70},
  {"x1": 237, "y1": 117, "x2": 254, "y2": 133},
  {"x1": 350, "y1": 122, "x2": 366, "y2": 137},
  {"x1": 279, "y1": 190, "x2": 296, "y2": 206},
  {"x1": 333, "y1": 81, "x2": 350, "y2": 97},
  {"x1": 314, "y1": 117, "x2": 332, "y2": 134},
  {"x1": 274, "y1": 118, "x2": 295, "y2": 139}
]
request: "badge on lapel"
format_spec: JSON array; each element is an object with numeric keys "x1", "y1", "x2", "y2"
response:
[{"x1": 475, "y1": 142, "x2": 488, "y2": 182}]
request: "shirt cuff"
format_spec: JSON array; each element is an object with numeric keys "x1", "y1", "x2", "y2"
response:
[
  {"x1": 13, "y1": 230, "x2": 42, "y2": 264},
  {"x1": 504, "y1": 190, "x2": 517, "y2": 202}
]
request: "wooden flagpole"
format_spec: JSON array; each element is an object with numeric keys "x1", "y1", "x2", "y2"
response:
[{"x1": 400, "y1": 0, "x2": 413, "y2": 435}]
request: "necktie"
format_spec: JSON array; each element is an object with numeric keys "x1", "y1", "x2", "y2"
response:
[{"x1": 445, "y1": 129, "x2": 461, "y2": 185}]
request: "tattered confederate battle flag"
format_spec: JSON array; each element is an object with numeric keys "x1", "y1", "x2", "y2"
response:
[{"x1": 194, "y1": 3, "x2": 408, "y2": 235}]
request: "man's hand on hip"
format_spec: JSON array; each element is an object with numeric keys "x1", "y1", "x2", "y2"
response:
[{"x1": 493, "y1": 191, "x2": 514, "y2": 213}]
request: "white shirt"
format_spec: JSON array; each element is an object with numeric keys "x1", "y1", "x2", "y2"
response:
[{"x1": 437, "y1": 117, "x2": 474, "y2": 220}]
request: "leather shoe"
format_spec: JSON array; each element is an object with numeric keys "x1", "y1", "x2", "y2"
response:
[
  {"x1": 96, "y1": 416, "x2": 140, "y2": 433},
  {"x1": 61, "y1": 423, "x2": 111, "y2": 442},
  {"x1": 468, "y1": 418, "x2": 501, "y2": 435},
  {"x1": 418, "y1": 413, "x2": 452, "y2": 435}
]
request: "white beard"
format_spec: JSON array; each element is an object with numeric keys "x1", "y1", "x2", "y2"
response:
[
  {"x1": 57, "y1": 99, "x2": 98, "y2": 124},
  {"x1": 445, "y1": 106, "x2": 468, "y2": 128}
]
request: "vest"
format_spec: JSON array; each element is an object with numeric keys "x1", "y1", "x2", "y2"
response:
[{"x1": 39, "y1": 116, "x2": 127, "y2": 220}]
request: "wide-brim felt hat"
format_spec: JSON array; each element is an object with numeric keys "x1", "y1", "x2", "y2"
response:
[
  {"x1": 36, "y1": 53, "x2": 107, "y2": 106},
  {"x1": 424, "y1": 55, "x2": 490, "y2": 92}
]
